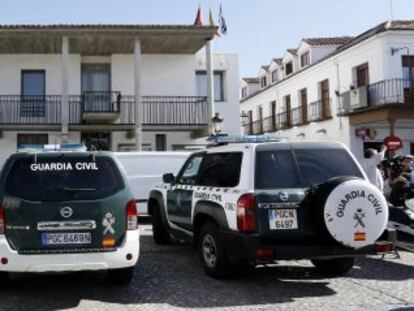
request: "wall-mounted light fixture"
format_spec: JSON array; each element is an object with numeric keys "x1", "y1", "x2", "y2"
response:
[
  {"x1": 240, "y1": 111, "x2": 249, "y2": 126},
  {"x1": 211, "y1": 113, "x2": 224, "y2": 136},
  {"x1": 391, "y1": 47, "x2": 410, "y2": 56}
]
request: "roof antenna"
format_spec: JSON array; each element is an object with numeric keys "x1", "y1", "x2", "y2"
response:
[{"x1": 390, "y1": 0, "x2": 394, "y2": 21}]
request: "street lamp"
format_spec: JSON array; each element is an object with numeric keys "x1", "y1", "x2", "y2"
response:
[
  {"x1": 211, "y1": 112, "x2": 223, "y2": 136},
  {"x1": 240, "y1": 111, "x2": 249, "y2": 126}
]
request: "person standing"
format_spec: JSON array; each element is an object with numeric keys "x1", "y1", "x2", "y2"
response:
[{"x1": 361, "y1": 145, "x2": 387, "y2": 191}]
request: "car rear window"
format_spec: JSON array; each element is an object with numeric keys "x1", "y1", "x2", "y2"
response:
[
  {"x1": 255, "y1": 147, "x2": 363, "y2": 189},
  {"x1": 5, "y1": 156, "x2": 124, "y2": 201}
]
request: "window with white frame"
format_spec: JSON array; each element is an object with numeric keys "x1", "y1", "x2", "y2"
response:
[
  {"x1": 285, "y1": 62, "x2": 293, "y2": 75},
  {"x1": 260, "y1": 76, "x2": 267, "y2": 88},
  {"x1": 271, "y1": 70, "x2": 278, "y2": 83},
  {"x1": 300, "y1": 52, "x2": 310, "y2": 68},
  {"x1": 196, "y1": 71, "x2": 224, "y2": 102},
  {"x1": 241, "y1": 87, "x2": 247, "y2": 98}
]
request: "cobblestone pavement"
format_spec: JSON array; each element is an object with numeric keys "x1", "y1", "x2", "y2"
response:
[{"x1": 0, "y1": 222, "x2": 414, "y2": 311}]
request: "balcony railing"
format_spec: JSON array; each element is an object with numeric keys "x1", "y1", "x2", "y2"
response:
[
  {"x1": 0, "y1": 95, "x2": 62, "y2": 125},
  {"x1": 309, "y1": 98, "x2": 331, "y2": 122},
  {"x1": 81, "y1": 91, "x2": 121, "y2": 113},
  {"x1": 0, "y1": 95, "x2": 208, "y2": 126},
  {"x1": 141, "y1": 96, "x2": 208, "y2": 125},
  {"x1": 338, "y1": 78, "x2": 414, "y2": 114},
  {"x1": 291, "y1": 106, "x2": 303, "y2": 126},
  {"x1": 263, "y1": 116, "x2": 277, "y2": 132},
  {"x1": 277, "y1": 111, "x2": 291, "y2": 129}
]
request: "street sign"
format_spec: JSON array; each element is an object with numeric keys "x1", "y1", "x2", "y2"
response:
[{"x1": 383, "y1": 135, "x2": 403, "y2": 151}]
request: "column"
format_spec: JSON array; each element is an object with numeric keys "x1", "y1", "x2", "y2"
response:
[
  {"x1": 206, "y1": 40, "x2": 215, "y2": 135},
  {"x1": 134, "y1": 37, "x2": 142, "y2": 151},
  {"x1": 61, "y1": 36, "x2": 69, "y2": 143}
]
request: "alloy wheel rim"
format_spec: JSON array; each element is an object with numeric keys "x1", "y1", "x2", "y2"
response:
[{"x1": 202, "y1": 234, "x2": 217, "y2": 268}]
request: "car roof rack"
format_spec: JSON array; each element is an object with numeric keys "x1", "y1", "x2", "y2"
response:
[
  {"x1": 206, "y1": 135, "x2": 289, "y2": 146},
  {"x1": 17, "y1": 144, "x2": 88, "y2": 153}
]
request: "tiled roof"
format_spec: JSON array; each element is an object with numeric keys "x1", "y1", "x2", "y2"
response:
[
  {"x1": 0, "y1": 24, "x2": 216, "y2": 31},
  {"x1": 272, "y1": 58, "x2": 283, "y2": 64},
  {"x1": 303, "y1": 36, "x2": 354, "y2": 46},
  {"x1": 261, "y1": 65, "x2": 270, "y2": 71},
  {"x1": 242, "y1": 77, "x2": 260, "y2": 84},
  {"x1": 286, "y1": 48, "x2": 297, "y2": 55},
  {"x1": 241, "y1": 20, "x2": 414, "y2": 103}
]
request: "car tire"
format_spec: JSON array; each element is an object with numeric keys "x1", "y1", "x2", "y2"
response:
[
  {"x1": 152, "y1": 203, "x2": 170, "y2": 245},
  {"x1": 311, "y1": 257, "x2": 355, "y2": 276},
  {"x1": 108, "y1": 267, "x2": 134, "y2": 285},
  {"x1": 0, "y1": 272, "x2": 9, "y2": 288},
  {"x1": 198, "y1": 222, "x2": 233, "y2": 279}
]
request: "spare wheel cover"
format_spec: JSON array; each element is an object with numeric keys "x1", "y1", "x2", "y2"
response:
[{"x1": 324, "y1": 179, "x2": 388, "y2": 249}]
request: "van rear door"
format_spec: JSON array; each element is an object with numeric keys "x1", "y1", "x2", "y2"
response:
[{"x1": 2, "y1": 154, "x2": 128, "y2": 253}]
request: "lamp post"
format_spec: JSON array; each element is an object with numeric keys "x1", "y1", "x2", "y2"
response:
[
  {"x1": 211, "y1": 112, "x2": 224, "y2": 136},
  {"x1": 240, "y1": 111, "x2": 249, "y2": 126}
]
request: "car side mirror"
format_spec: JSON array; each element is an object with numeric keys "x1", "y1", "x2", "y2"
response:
[{"x1": 163, "y1": 173, "x2": 175, "y2": 184}]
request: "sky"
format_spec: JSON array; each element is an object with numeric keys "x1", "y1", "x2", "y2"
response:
[{"x1": 2, "y1": 0, "x2": 414, "y2": 77}]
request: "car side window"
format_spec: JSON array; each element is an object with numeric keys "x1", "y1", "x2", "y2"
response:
[
  {"x1": 198, "y1": 152, "x2": 243, "y2": 187},
  {"x1": 176, "y1": 154, "x2": 204, "y2": 185}
]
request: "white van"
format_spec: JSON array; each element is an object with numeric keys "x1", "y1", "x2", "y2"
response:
[{"x1": 115, "y1": 152, "x2": 190, "y2": 215}]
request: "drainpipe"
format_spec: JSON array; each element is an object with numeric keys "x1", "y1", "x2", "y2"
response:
[
  {"x1": 206, "y1": 40, "x2": 215, "y2": 135},
  {"x1": 134, "y1": 37, "x2": 142, "y2": 151},
  {"x1": 61, "y1": 36, "x2": 69, "y2": 143},
  {"x1": 333, "y1": 58, "x2": 343, "y2": 130}
]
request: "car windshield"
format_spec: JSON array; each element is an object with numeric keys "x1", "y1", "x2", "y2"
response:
[
  {"x1": 255, "y1": 147, "x2": 363, "y2": 189},
  {"x1": 5, "y1": 156, "x2": 124, "y2": 201}
]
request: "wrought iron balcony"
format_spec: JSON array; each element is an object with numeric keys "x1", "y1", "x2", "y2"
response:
[
  {"x1": 309, "y1": 98, "x2": 332, "y2": 122},
  {"x1": 277, "y1": 111, "x2": 291, "y2": 129},
  {"x1": 263, "y1": 116, "x2": 277, "y2": 132},
  {"x1": 338, "y1": 78, "x2": 414, "y2": 115},
  {"x1": 0, "y1": 94, "x2": 208, "y2": 126}
]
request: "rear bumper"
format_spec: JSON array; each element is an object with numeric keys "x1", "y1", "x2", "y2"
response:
[
  {"x1": 220, "y1": 229, "x2": 396, "y2": 265},
  {"x1": 0, "y1": 230, "x2": 140, "y2": 273}
]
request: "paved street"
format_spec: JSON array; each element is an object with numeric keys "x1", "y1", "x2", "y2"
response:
[{"x1": 0, "y1": 221, "x2": 414, "y2": 311}]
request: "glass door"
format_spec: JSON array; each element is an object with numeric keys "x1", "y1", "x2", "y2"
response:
[
  {"x1": 81, "y1": 64, "x2": 111, "y2": 112},
  {"x1": 21, "y1": 70, "x2": 46, "y2": 117}
]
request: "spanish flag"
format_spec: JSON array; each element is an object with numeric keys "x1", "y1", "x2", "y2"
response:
[{"x1": 354, "y1": 232, "x2": 366, "y2": 241}]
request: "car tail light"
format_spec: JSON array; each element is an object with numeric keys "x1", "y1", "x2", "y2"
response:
[
  {"x1": 0, "y1": 206, "x2": 4, "y2": 235},
  {"x1": 237, "y1": 193, "x2": 256, "y2": 232},
  {"x1": 126, "y1": 200, "x2": 138, "y2": 231},
  {"x1": 375, "y1": 242, "x2": 394, "y2": 253}
]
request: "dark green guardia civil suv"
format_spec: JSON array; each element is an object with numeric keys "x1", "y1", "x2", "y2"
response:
[{"x1": 0, "y1": 149, "x2": 139, "y2": 287}]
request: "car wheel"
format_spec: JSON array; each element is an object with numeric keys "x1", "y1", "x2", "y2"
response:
[
  {"x1": 0, "y1": 272, "x2": 9, "y2": 288},
  {"x1": 198, "y1": 222, "x2": 233, "y2": 279},
  {"x1": 108, "y1": 267, "x2": 134, "y2": 285},
  {"x1": 152, "y1": 203, "x2": 170, "y2": 245},
  {"x1": 311, "y1": 257, "x2": 355, "y2": 276}
]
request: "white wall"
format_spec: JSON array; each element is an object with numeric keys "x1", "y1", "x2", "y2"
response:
[
  {"x1": 0, "y1": 54, "x2": 80, "y2": 94},
  {"x1": 240, "y1": 30, "x2": 414, "y2": 155},
  {"x1": 195, "y1": 53, "x2": 240, "y2": 135}
]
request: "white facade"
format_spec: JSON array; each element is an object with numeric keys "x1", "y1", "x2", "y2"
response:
[
  {"x1": 241, "y1": 21, "x2": 414, "y2": 161},
  {"x1": 0, "y1": 25, "x2": 240, "y2": 164}
]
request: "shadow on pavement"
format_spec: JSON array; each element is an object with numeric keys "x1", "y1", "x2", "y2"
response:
[
  {"x1": 0, "y1": 235, "x2": 336, "y2": 310},
  {"x1": 350, "y1": 255, "x2": 414, "y2": 281}
]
